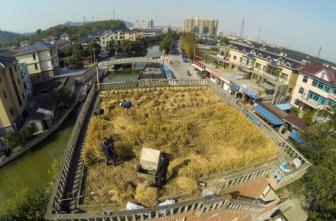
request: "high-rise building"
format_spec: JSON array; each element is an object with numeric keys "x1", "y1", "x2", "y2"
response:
[
  {"x1": 183, "y1": 17, "x2": 219, "y2": 35},
  {"x1": 134, "y1": 19, "x2": 154, "y2": 29},
  {"x1": 0, "y1": 52, "x2": 28, "y2": 135}
]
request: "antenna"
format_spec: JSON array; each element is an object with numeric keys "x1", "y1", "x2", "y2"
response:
[
  {"x1": 239, "y1": 18, "x2": 245, "y2": 39},
  {"x1": 113, "y1": 9, "x2": 115, "y2": 20},
  {"x1": 83, "y1": 16, "x2": 86, "y2": 25},
  {"x1": 317, "y1": 47, "x2": 322, "y2": 58},
  {"x1": 92, "y1": 16, "x2": 94, "y2": 22},
  {"x1": 257, "y1": 27, "x2": 262, "y2": 42}
]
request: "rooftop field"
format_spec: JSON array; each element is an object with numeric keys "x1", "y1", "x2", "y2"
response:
[{"x1": 82, "y1": 86, "x2": 278, "y2": 208}]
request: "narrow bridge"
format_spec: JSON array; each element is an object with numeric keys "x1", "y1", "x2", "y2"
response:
[{"x1": 98, "y1": 57, "x2": 160, "y2": 69}]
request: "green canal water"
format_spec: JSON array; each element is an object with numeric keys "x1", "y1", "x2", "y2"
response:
[{"x1": 0, "y1": 112, "x2": 76, "y2": 203}]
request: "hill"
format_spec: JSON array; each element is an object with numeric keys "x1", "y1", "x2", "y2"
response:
[
  {"x1": 0, "y1": 29, "x2": 23, "y2": 44},
  {"x1": 19, "y1": 19, "x2": 127, "y2": 44}
]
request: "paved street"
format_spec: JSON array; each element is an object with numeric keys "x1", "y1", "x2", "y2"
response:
[{"x1": 165, "y1": 41, "x2": 200, "y2": 80}]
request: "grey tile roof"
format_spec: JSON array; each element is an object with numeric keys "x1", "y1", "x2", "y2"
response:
[{"x1": 16, "y1": 41, "x2": 54, "y2": 55}]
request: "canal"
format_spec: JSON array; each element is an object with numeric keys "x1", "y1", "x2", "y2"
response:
[
  {"x1": 103, "y1": 45, "x2": 162, "y2": 83},
  {"x1": 0, "y1": 112, "x2": 76, "y2": 203},
  {"x1": 0, "y1": 45, "x2": 162, "y2": 204}
]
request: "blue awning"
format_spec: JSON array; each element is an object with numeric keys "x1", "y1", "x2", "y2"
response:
[
  {"x1": 276, "y1": 103, "x2": 293, "y2": 111},
  {"x1": 289, "y1": 129, "x2": 304, "y2": 144},
  {"x1": 254, "y1": 104, "x2": 284, "y2": 126}
]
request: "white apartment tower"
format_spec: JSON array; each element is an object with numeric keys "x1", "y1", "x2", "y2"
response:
[{"x1": 183, "y1": 17, "x2": 219, "y2": 35}]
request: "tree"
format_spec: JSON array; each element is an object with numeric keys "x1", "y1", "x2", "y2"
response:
[
  {"x1": 180, "y1": 32, "x2": 198, "y2": 59},
  {"x1": 3, "y1": 126, "x2": 35, "y2": 149},
  {"x1": 0, "y1": 187, "x2": 50, "y2": 221},
  {"x1": 159, "y1": 33, "x2": 173, "y2": 54},
  {"x1": 296, "y1": 114, "x2": 336, "y2": 220},
  {"x1": 0, "y1": 158, "x2": 61, "y2": 220},
  {"x1": 302, "y1": 109, "x2": 314, "y2": 125},
  {"x1": 66, "y1": 43, "x2": 84, "y2": 68},
  {"x1": 87, "y1": 42, "x2": 102, "y2": 62}
]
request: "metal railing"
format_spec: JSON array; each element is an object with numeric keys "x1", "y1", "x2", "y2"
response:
[
  {"x1": 98, "y1": 57, "x2": 159, "y2": 67},
  {"x1": 46, "y1": 86, "x2": 96, "y2": 217}
]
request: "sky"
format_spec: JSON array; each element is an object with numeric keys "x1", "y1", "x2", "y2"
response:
[{"x1": 1, "y1": 0, "x2": 336, "y2": 63}]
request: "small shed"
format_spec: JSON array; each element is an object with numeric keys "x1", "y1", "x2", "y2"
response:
[{"x1": 136, "y1": 147, "x2": 161, "y2": 181}]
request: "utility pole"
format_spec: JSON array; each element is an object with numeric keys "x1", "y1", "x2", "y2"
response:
[
  {"x1": 257, "y1": 27, "x2": 262, "y2": 43},
  {"x1": 113, "y1": 9, "x2": 115, "y2": 20},
  {"x1": 239, "y1": 18, "x2": 245, "y2": 39},
  {"x1": 96, "y1": 63, "x2": 100, "y2": 91}
]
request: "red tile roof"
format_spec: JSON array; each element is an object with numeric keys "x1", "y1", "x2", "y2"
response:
[
  {"x1": 300, "y1": 62, "x2": 336, "y2": 85},
  {"x1": 284, "y1": 115, "x2": 307, "y2": 131}
]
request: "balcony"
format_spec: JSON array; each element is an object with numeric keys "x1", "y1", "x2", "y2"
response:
[
  {"x1": 251, "y1": 69, "x2": 278, "y2": 81},
  {"x1": 298, "y1": 95, "x2": 325, "y2": 110},
  {"x1": 329, "y1": 93, "x2": 336, "y2": 101}
]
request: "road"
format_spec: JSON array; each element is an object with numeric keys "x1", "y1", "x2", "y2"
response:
[{"x1": 165, "y1": 41, "x2": 200, "y2": 80}]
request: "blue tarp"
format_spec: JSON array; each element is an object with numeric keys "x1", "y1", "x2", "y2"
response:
[
  {"x1": 276, "y1": 103, "x2": 293, "y2": 111},
  {"x1": 254, "y1": 104, "x2": 284, "y2": 126},
  {"x1": 289, "y1": 129, "x2": 304, "y2": 144}
]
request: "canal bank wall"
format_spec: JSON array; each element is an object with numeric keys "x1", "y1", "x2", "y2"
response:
[{"x1": 0, "y1": 101, "x2": 78, "y2": 168}]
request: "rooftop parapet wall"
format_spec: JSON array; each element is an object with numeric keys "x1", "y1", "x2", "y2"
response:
[{"x1": 46, "y1": 79, "x2": 310, "y2": 220}]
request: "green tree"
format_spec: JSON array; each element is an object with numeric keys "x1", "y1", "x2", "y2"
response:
[
  {"x1": 296, "y1": 114, "x2": 336, "y2": 220},
  {"x1": 3, "y1": 126, "x2": 34, "y2": 149},
  {"x1": 0, "y1": 158, "x2": 61, "y2": 220},
  {"x1": 302, "y1": 109, "x2": 314, "y2": 125},
  {"x1": 0, "y1": 187, "x2": 50, "y2": 221},
  {"x1": 87, "y1": 42, "x2": 102, "y2": 62},
  {"x1": 66, "y1": 43, "x2": 84, "y2": 68},
  {"x1": 159, "y1": 33, "x2": 173, "y2": 54},
  {"x1": 180, "y1": 32, "x2": 198, "y2": 58}
]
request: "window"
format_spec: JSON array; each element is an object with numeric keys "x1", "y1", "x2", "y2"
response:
[
  {"x1": 302, "y1": 76, "x2": 308, "y2": 83},
  {"x1": 33, "y1": 53, "x2": 36, "y2": 60},
  {"x1": 288, "y1": 88, "x2": 293, "y2": 94},
  {"x1": 255, "y1": 63, "x2": 261, "y2": 70},
  {"x1": 3, "y1": 90, "x2": 7, "y2": 99},
  {"x1": 233, "y1": 55, "x2": 237, "y2": 60},
  {"x1": 14, "y1": 64, "x2": 17, "y2": 71},
  {"x1": 298, "y1": 87, "x2": 304, "y2": 94},
  {"x1": 34, "y1": 64, "x2": 38, "y2": 70},
  {"x1": 9, "y1": 107, "x2": 14, "y2": 116},
  {"x1": 307, "y1": 91, "x2": 326, "y2": 105},
  {"x1": 9, "y1": 67, "x2": 14, "y2": 79},
  {"x1": 312, "y1": 80, "x2": 330, "y2": 92},
  {"x1": 294, "y1": 99, "x2": 300, "y2": 105},
  {"x1": 280, "y1": 73, "x2": 288, "y2": 81},
  {"x1": 22, "y1": 93, "x2": 25, "y2": 100},
  {"x1": 326, "y1": 99, "x2": 336, "y2": 108},
  {"x1": 17, "y1": 78, "x2": 21, "y2": 85}
]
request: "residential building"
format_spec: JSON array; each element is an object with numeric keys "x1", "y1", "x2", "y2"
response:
[
  {"x1": 15, "y1": 41, "x2": 59, "y2": 84},
  {"x1": 183, "y1": 17, "x2": 218, "y2": 35},
  {"x1": 224, "y1": 42, "x2": 302, "y2": 103},
  {"x1": 0, "y1": 55, "x2": 28, "y2": 136},
  {"x1": 99, "y1": 30, "x2": 144, "y2": 51},
  {"x1": 134, "y1": 19, "x2": 154, "y2": 29},
  {"x1": 291, "y1": 62, "x2": 336, "y2": 115},
  {"x1": 60, "y1": 32, "x2": 70, "y2": 41}
]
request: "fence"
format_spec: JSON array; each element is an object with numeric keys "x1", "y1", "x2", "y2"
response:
[{"x1": 46, "y1": 86, "x2": 96, "y2": 217}]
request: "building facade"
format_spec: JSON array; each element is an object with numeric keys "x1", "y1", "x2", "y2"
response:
[
  {"x1": 134, "y1": 19, "x2": 154, "y2": 29},
  {"x1": 99, "y1": 30, "x2": 144, "y2": 51},
  {"x1": 291, "y1": 62, "x2": 336, "y2": 115},
  {"x1": 224, "y1": 43, "x2": 302, "y2": 103},
  {"x1": 183, "y1": 17, "x2": 218, "y2": 35},
  {"x1": 0, "y1": 55, "x2": 28, "y2": 135},
  {"x1": 15, "y1": 41, "x2": 59, "y2": 84}
]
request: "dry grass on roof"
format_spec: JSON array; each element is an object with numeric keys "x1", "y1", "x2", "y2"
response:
[{"x1": 82, "y1": 86, "x2": 278, "y2": 207}]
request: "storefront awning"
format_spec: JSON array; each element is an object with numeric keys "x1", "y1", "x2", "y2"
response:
[
  {"x1": 254, "y1": 104, "x2": 284, "y2": 126},
  {"x1": 289, "y1": 129, "x2": 304, "y2": 144},
  {"x1": 192, "y1": 63, "x2": 205, "y2": 71},
  {"x1": 276, "y1": 103, "x2": 293, "y2": 111}
]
